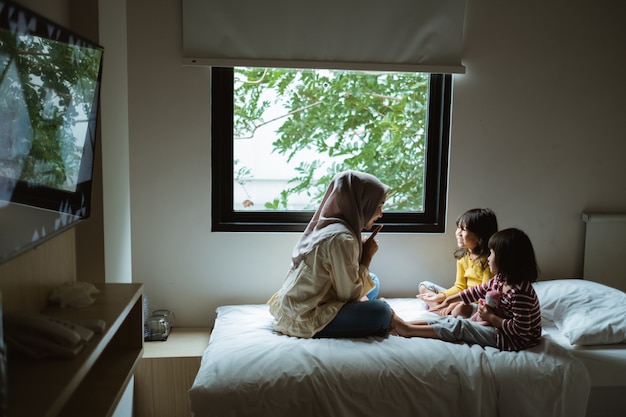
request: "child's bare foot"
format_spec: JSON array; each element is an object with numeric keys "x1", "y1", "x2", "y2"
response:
[
  {"x1": 451, "y1": 303, "x2": 473, "y2": 318},
  {"x1": 389, "y1": 311, "x2": 411, "y2": 337}
]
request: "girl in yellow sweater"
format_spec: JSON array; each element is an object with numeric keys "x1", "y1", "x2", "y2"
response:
[{"x1": 418, "y1": 208, "x2": 498, "y2": 317}]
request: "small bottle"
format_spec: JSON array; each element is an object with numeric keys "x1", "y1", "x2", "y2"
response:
[{"x1": 484, "y1": 290, "x2": 501, "y2": 308}]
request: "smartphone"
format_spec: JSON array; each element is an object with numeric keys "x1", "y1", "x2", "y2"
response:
[{"x1": 366, "y1": 224, "x2": 383, "y2": 241}]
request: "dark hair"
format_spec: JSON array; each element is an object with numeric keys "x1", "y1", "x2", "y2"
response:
[
  {"x1": 488, "y1": 228, "x2": 540, "y2": 285},
  {"x1": 454, "y1": 208, "x2": 498, "y2": 260}
]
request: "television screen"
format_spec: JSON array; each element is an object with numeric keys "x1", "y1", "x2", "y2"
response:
[
  {"x1": 0, "y1": 0, "x2": 103, "y2": 263},
  {"x1": 0, "y1": 0, "x2": 103, "y2": 218}
]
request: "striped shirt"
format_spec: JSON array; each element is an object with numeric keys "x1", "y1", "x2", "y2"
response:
[{"x1": 460, "y1": 274, "x2": 542, "y2": 351}]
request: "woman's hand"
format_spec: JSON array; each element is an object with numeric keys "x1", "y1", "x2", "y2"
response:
[{"x1": 360, "y1": 233, "x2": 380, "y2": 268}]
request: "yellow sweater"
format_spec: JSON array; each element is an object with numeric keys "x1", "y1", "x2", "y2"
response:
[{"x1": 442, "y1": 253, "x2": 492, "y2": 298}]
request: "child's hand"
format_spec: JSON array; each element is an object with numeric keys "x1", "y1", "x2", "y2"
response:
[
  {"x1": 417, "y1": 292, "x2": 443, "y2": 303},
  {"x1": 477, "y1": 301, "x2": 488, "y2": 317},
  {"x1": 428, "y1": 298, "x2": 450, "y2": 313},
  {"x1": 478, "y1": 302, "x2": 502, "y2": 327}
]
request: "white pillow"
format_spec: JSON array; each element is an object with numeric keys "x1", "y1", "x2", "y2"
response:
[{"x1": 533, "y1": 279, "x2": 626, "y2": 346}]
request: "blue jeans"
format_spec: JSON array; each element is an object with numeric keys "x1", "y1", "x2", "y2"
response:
[{"x1": 315, "y1": 273, "x2": 391, "y2": 338}]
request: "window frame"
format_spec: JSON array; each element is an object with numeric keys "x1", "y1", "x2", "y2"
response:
[{"x1": 211, "y1": 67, "x2": 451, "y2": 233}]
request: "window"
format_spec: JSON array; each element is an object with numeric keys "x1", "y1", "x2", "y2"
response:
[{"x1": 212, "y1": 67, "x2": 451, "y2": 233}]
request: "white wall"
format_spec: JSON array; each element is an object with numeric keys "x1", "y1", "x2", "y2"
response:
[
  {"x1": 97, "y1": 0, "x2": 133, "y2": 284},
  {"x1": 125, "y1": 0, "x2": 626, "y2": 327}
]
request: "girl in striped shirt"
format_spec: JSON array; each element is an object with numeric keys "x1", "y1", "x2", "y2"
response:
[{"x1": 391, "y1": 228, "x2": 542, "y2": 351}]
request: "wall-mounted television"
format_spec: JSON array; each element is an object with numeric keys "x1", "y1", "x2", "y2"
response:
[{"x1": 0, "y1": 0, "x2": 103, "y2": 263}]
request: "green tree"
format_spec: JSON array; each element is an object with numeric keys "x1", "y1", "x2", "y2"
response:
[{"x1": 233, "y1": 67, "x2": 429, "y2": 211}]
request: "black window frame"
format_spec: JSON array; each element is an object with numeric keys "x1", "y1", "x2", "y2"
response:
[{"x1": 211, "y1": 67, "x2": 451, "y2": 233}]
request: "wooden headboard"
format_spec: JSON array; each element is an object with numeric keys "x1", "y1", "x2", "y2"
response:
[{"x1": 583, "y1": 213, "x2": 626, "y2": 293}]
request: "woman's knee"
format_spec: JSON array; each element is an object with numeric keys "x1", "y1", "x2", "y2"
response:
[{"x1": 368, "y1": 299, "x2": 392, "y2": 325}]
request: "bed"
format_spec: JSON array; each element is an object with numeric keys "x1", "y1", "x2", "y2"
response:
[
  {"x1": 189, "y1": 282, "x2": 626, "y2": 417},
  {"x1": 533, "y1": 279, "x2": 626, "y2": 417},
  {"x1": 189, "y1": 214, "x2": 626, "y2": 417}
]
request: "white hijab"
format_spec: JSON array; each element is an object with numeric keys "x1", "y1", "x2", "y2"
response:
[{"x1": 290, "y1": 170, "x2": 389, "y2": 270}]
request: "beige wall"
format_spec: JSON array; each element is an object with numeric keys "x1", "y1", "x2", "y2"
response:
[
  {"x1": 4, "y1": 1, "x2": 625, "y2": 326},
  {"x1": 126, "y1": 0, "x2": 626, "y2": 327}
]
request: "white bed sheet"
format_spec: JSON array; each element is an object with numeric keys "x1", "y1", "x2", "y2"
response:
[
  {"x1": 189, "y1": 299, "x2": 590, "y2": 417},
  {"x1": 542, "y1": 321, "x2": 626, "y2": 387},
  {"x1": 542, "y1": 320, "x2": 626, "y2": 417}
]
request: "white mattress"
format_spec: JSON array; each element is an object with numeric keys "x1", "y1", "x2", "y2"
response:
[
  {"x1": 542, "y1": 321, "x2": 626, "y2": 387},
  {"x1": 542, "y1": 322, "x2": 626, "y2": 417},
  {"x1": 189, "y1": 298, "x2": 591, "y2": 417}
]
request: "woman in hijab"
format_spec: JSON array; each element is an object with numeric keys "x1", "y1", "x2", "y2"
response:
[{"x1": 268, "y1": 170, "x2": 392, "y2": 338}]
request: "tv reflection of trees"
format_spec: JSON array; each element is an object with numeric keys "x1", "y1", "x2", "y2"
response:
[{"x1": 1, "y1": 29, "x2": 100, "y2": 190}]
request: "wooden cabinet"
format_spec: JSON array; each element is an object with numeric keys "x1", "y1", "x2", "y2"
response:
[
  {"x1": 6, "y1": 283, "x2": 143, "y2": 417},
  {"x1": 134, "y1": 327, "x2": 211, "y2": 417}
]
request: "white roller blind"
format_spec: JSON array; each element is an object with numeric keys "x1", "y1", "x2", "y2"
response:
[{"x1": 182, "y1": 0, "x2": 466, "y2": 73}]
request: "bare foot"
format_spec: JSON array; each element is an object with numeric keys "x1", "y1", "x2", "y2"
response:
[{"x1": 389, "y1": 311, "x2": 411, "y2": 337}]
